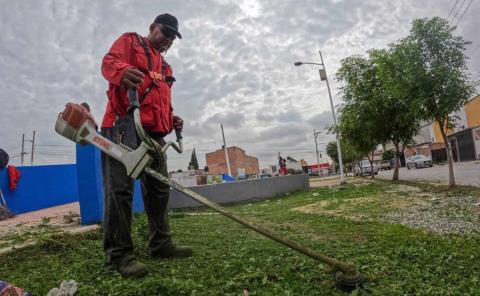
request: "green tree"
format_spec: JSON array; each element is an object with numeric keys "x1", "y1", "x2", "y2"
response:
[
  {"x1": 326, "y1": 140, "x2": 362, "y2": 174},
  {"x1": 370, "y1": 47, "x2": 423, "y2": 180},
  {"x1": 337, "y1": 104, "x2": 379, "y2": 178},
  {"x1": 399, "y1": 17, "x2": 475, "y2": 187},
  {"x1": 188, "y1": 148, "x2": 199, "y2": 170},
  {"x1": 335, "y1": 55, "x2": 384, "y2": 178},
  {"x1": 336, "y1": 51, "x2": 422, "y2": 181},
  {"x1": 382, "y1": 150, "x2": 395, "y2": 161}
]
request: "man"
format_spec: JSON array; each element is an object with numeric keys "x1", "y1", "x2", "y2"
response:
[{"x1": 100, "y1": 13, "x2": 191, "y2": 279}]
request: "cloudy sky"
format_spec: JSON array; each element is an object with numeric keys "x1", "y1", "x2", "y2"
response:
[{"x1": 1, "y1": 0, "x2": 479, "y2": 171}]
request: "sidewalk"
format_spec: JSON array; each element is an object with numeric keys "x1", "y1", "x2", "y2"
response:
[
  {"x1": 0, "y1": 202, "x2": 80, "y2": 235},
  {"x1": 377, "y1": 161, "x2": 480, "y2": 187}
]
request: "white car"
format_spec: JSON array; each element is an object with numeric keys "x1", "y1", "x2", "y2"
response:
[
  {"x1": 355, "y1": 160, "x2": 378, "y2": 176},
  {"x1": 406, "y1": 155, "x2": 433, "y2": 169}
]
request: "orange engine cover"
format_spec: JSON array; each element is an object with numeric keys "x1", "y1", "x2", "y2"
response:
[{"x1": 60, "y1": 103, "x2": 97, "y2": 129}]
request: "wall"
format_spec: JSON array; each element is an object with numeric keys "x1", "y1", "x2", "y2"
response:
[
  {"x1": 169, "y1": 174, "x2": 310, "y2": 208},
  {"x1": 0, "y1": 144, "x2": 309, "y2": 225},
  {"x1": 76, "y1": 145, "x2": 144, "y2": 225},
  {"x1": 465, "y1": 96, "x2": 480, "y2": 128},
  {"x1": 0, "y1": 164, "x2": 79, "y2": 214}
]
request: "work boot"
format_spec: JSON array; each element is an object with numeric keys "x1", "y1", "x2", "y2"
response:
[
  {"x1": 151, "y1": 244, "x2": 193, "y2": 259},
  {"x1": 117, "y1": 258, "x2": 149, "y2": 279}
]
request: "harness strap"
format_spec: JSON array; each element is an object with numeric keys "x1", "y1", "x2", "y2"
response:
[{"x1": 134, "y1": 33, "x2": 176, "y2": 101}]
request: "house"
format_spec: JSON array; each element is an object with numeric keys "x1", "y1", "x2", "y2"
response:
[
  {"x1": 205, "y1": 146, "x2": 259, "y2": 177},
  {"x1": 406, "y1": 95, "x2": 480, "y2": 162},
  {"x1": 285, "y1": 156, "x2": 303, "y2": 173}
]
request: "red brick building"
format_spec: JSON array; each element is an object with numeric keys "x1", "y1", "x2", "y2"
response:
[{"x1": 206, "y1": 146, "x2": 259, "y2": 177}]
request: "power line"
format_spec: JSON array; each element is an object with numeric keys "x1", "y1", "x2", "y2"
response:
[
  {"x1": 472, "y1": 72, "x2": 480, "y2": 81},
  {"x1": 36, "y1": 144, "x2": 73, "y2": 147},
  {"x1": 454, "y1": 0, "x2": 474, "y2": 26},
  {"x1": 447, "y1": 0, "x2": 461, "y2": 20},
  {"x1": 472, "y1": 44, "x2": 480, "y2": 55},
  {"x1": 451, "y1": 0, "x2": 468, "y2": 23}
]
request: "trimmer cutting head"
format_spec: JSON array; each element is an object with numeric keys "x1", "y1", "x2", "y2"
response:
[{"x1": 335, "y1": 270, "x2": 364, "y2": 292}]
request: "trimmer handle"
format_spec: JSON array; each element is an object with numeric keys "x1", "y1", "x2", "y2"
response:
[
  {"x1": 128, "y1": 88, "x2": 140, "y2": 112},
  {"x1": 175, "y1": 128, "x2": 183, "y2": 141}
]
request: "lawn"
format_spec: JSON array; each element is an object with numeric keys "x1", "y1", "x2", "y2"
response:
[{"x1": 1, "y1": 180, "x2": 480, "y2": 295}]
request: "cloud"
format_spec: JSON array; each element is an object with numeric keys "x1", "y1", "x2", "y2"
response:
[{"x1": 1, "y1": 0, "x2": 473, "y2": 170}]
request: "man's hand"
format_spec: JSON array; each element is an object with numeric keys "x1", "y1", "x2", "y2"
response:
[
  {"x1": 121, "y1": 67, "x2": 144, "y2": 88},
  {"x1": 173, "y1": 115, "x2": 184, "y2": 132}
]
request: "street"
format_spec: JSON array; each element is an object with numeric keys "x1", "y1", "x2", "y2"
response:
[{"x1": 377, "y1": 161, "x2": 480, "y2": 187}]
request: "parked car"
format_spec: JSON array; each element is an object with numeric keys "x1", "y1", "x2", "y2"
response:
[
  {"x1": 377, "y1": 160, "x2": 391, "y2": 171},
  {"x1": 355, "y1": 160, "x2": 378, "y2": 176},
  {"x1": 406, "y1": 155, "x2": 433, "y2": 169},
  {"x1": 260, "y1": 173, "x2": 272, "y2": 178}
]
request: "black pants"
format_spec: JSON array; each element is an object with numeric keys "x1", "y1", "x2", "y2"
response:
[{"x1": 101, "y1": 116, "x2": 171, "y2": 266}]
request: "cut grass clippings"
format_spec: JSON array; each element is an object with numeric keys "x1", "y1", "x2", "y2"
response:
[{"x1": 0, "y1": 181, "x2": 480, "y2": 295}]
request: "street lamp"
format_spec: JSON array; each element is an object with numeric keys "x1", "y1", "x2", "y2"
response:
[
  {"x1": 295, "y1": 50, "x2": 346, "y2": 184},
  {"x1": 313, "y1": 130, "x2": 321, "y2": 177}
]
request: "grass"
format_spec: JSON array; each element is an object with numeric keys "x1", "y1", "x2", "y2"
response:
[{"x1": 1, "y1": 181, "x2": 480, "y2": 295}]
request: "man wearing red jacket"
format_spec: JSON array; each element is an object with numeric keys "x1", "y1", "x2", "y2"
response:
[{"x1": 101, "y1": 13, "x2": 191, "y2": 279}]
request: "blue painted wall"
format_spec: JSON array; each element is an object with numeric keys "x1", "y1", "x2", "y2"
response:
[
  {"x1": 76, "y1": 144, "x2": 144, "y2": 225},
  {"x1": 0, "y1": 164, "x2": 79, "y2": 214}
]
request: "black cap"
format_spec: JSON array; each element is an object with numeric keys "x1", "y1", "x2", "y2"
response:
[{"x1": 154, "y1": 13, "x2": 182, "y2": 39}]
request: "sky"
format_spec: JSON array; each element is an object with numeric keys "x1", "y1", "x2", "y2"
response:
[{"x1": 0, "y1": 0, "x2": 479, "y2": 171}]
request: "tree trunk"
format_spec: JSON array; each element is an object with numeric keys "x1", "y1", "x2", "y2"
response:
[
  {"x1": 392, "y1": 142, "x2": 400, "y2": 181},
  {"x1": 439, "y1": 124, "x2": 455, "y2": 188}
]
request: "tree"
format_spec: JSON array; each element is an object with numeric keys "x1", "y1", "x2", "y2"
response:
[
  {"x1": 382, "y1": 150, "x2": 395, "y2": 161},
  {"x1": 336, "y1": 51, "x2": 422, "y2": 181},
  {"x1": 326, "y1": 140, "x2": 362, "y2": 174},
  {"x1": 399, "y1": 17, "x2": 475, "y2": 187},
  {"x1": 188, "y1": 148, "x2": 199, "y2": 170},
  {"x1": 337, "y1": 104, "x2": 380, "y2": 178},
  {"x1": 370, "y1": 47, "x2": 423, "y2": 181}
]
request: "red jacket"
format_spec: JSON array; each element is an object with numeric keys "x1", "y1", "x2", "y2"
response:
[{"x1": 101, "y1": 32, "x2": 175, "y2": 134}]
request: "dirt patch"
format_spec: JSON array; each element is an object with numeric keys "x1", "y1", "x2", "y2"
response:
[
  {"x1": 292, "y1": 197, "x2": 380, "y2": 221},
  {"x1": 293, "y1": 183, "x2": 436, "y2": 223}
]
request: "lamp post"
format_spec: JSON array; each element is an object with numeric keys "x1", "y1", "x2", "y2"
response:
[
  {"x1": 295, "y1": 50, "x2": 345, "y2": 184},
  {"x1": 313, "y1": 129, "x2": 321, "y2": 177}
]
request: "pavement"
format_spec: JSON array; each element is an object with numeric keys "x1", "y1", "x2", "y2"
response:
[
  {"x1": 377, "y1": 161, "x2": 480, "y2": 187},
  {"x1": 0, "y1": 202, "x2": 80, "y2": 235}
]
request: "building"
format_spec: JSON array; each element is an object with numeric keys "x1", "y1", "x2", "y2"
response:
[
  {"x1": 206, "y1": 146, "x2": 259, "y2": 177},
  {"x1": 406, "y1": 95, "x2": 480, "y2": 162},
  {"x1": 285, "y1": 156, "x2": 303, "y2": 173}
]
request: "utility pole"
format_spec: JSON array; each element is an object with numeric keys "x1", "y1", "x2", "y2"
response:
[
  {"x1": 220, "y1": 124, "x2": 232, "y2": 176},
  {"x1": 30, "y1": 130, "x2": 36, "y2": 165},
  {"x1": 313, "y1": 130, "x2": 321, "y2": 177},
  {"x1": 21, "y1": 133, "x2": 25, "y2": 165},
  {"x1": 318, "y1": 50, "x2": 345, "y2": 184},
  {"x1": 20, "y1": 131, "x2": 36, "y2": 166}
]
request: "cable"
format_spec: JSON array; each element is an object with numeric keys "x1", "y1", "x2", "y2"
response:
[
  {"x1": 447, "y1": 0, "x2": 461, "y2": 20},
  {"x1": 451, "y1": 0, "x2": 467, "y2": 23},
  {"x1": 36, "y1": 144, "x2": 73, "y2": 147},
  {"x1": 454, "y1": 0, "x2": 474, "y2": 26},
  {"x1": 472, "y1": 72, "x2": 480, "y2": 81}
]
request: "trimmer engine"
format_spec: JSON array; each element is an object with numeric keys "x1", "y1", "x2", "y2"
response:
[{"x1": 55, "y1": 103, "x2": 152, "y2": 179}]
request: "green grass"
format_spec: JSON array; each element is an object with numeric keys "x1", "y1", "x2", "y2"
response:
[{"x1": 1, "y1": 182, "x2": 480, "y2": 295}]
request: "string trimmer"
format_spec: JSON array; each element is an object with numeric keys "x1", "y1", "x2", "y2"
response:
[{"x1": 54, "y1": 89, "x2": 364, "y2": 292}]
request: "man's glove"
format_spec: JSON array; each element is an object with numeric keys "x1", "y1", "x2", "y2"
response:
[
  {"x1": 121, "y1": 67, "x2": 144, "y2": 88},
  {"x1": 173, "y1": 115, "x2": 184, "y2": 132}
]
